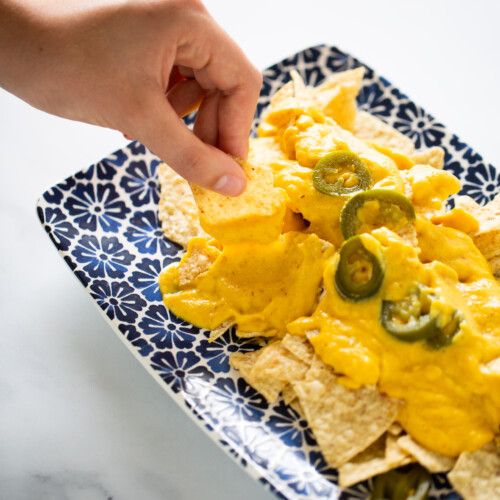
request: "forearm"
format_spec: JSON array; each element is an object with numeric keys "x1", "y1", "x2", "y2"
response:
[
  {"x1": 0, "y1": 0, "x2": 123, "y2": 115},
  {"x1": 0, "y1": 1, "x2": 46, "y2": 99}
]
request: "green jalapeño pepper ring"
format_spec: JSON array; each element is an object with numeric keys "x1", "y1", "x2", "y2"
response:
[
  {"x1": 381, "y1": 285, "x2": 462, "y2": 347},
  {"x1": 371, "y1": 464, "x2": 431, "y2": 500},
  {"x1": 312, "y1": 151, "x2": 372, "y2": 197},
  {"x1": 426, "y1": 310, "x2": 464, "y2": 349},
  {"x1": 340, "y1": 189, "x2": 416, "y2": 240},
  {"x1": 335, "y1": 235, "x2": 385, "y2": 301}
]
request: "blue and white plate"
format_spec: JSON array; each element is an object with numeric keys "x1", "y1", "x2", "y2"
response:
[{"x1": 38, "y1": 45, "x2": 498, "y2": 500}]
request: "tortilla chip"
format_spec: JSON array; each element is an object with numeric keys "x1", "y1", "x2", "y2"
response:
[
  {"x1": 281, "y1": 384, "x2": 304, "y2": 416},
  {"x1": 455, "y1": 192, "x2": 500, "y2": 262},
  {"x1": 385, "y1": 434, "x2": 413, "y2": 466},
  {"x1": 290, "y1": 69, "x2": 308, "y2": 99},
  {"x1": 281, "y1": 333, "x2": 315, "y2": 365},
  {"x1": 176, "y1": 237, "x2": 220, "y2": 287},
  {"x1": 282, "y1": 384, "x2": 297, "y2": 405},
  {"x1": 158, "y1": 162, "x2": 207, "y2": 248},
  {"x1": 396, "y1": 434, "x2": 456, "y2": 473},
  {"x1": 230, "y1": 341, "x2": 310, "y2": 403},
  {"x1": 229, "y1": 349, "x2": 286, "y2": 402},
  {"x1": 294, "y1": 357, "x2": 402, "y2": 468},
  {"x1": 234, "y1": 329, "x2": 276, "y2": 339},
  {"x1": 410, "y1": 146, "x2": 445, "y2": 170},
  {"x1": 191, "y1": 159, "x2": 287, "y2": 245},
  {"x1": 338, "y1": 434, "x2": 413, "y2": 488},
  {"x1": 250, "y1": 343, "x2": 309, "y2": 385},
  {"x1": 454, "y1": 195, "x2": 483, "y2": 219},
  {"x1": 208, "y1": 319, "x2": 235, "y2": 342},
  {"x1": 353, "y1": 110, "x2": 415, "y2": 155},
  {"x1": 387, "y1": 422, "x2": 404, "y2": 436},
  {"x1": 448, "y1": 442, "x2": 500, "y2": 499},
  {"x1": 259, "y1": 78, "x2": 321, "y2": 129},
  {"x1": 312, "y1": 67, "x2": 365, "y2": 130}
]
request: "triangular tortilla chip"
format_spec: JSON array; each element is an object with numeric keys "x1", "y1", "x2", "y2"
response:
[{"x1": 294, "y1": 358, "x2": 402, "y2": 467}]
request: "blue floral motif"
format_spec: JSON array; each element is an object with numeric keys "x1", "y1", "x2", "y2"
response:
[
  {"x1": 124, "y1": 210, "x2": 173, "y2": 255},
  {"x1": 63, "y1": 254, "x2": 90, "y2": 287},
  {"x1": 182, "y1": 110, "x2": 197, "y2": 129},
  {"x1": 118, "y1": 324, "x2": 153, "y2": 356},
  {"x1": 275, "y1": 450, "x2": 334, "y2": 498},
  {"x1": 280, "y1": 53, "x2": 300, "y2": 69},
  {"x1": 64, "y1": 182, "x2": 131, "y2": 233},
  {"x1": 129, "y1": 256, "x2": 177, "y2": 302},
  {"x1": 75, "y1": 152, "x2": 128, "y2": 181},
  {"x1": 339, "y1": 481, "x2": 373, "y2": 500},
  {"x1": 267, "y1": 400, "x2": 315, "y2": 448},
  {"x1": 38, "y1": 206, "x2": 79, "y2": 251},
  {"x1": 42, "y1": 177, "x2": 76, "y2": 205},
  {"x1": 462, "y1": 147, "x2": 482, "y2": 166},
  {"x1": 444, "y1": 159, "x2": 465, "y2": 181},
  {"x1": 430, "y1": 474, "x2": 458, "y2": 498},
  {"x1": 357, "y1": 82, "x2": 394, "y2": 118},
  {"x1": 449, "y1": 134, "x2": 468, "y2": 153},
  {"x1": 201, "y1": 377, "x2": 266, "y2": 425},
  {"x1": 72, "y1": 234, "x2": 135, "y2": 279},
  {"x1": 128, "y1": 141, "x2": 147, "y2": 156},
  {"x1": 150, "y1": 350, "x2": 212, "y2": 394},
  {"x1": 196, "y1": 329, "x2": 259, "y2": 373},
  {"x1": 304, "y1": 67, "x2": 325, "y2": 87},
  {"x1": 222, "y1": 425, "x2": 274, "y2": 470},
  {"x1": 462, "y1": 162, "x2": 500, "y2": 204},
  {"x1": 107, "y1": 149, "x2": 129, "y2": 167},
  {"x1": 326, "y1": 52, "x2": 352, "y2": 74},
  {"x1": 138, "y1": 304, "x2": 198, "y2": 350},
  {"x1": 308, "y1": 451, "x2": 338, "y2": 483},
  {"x1": 89, "y1": 279, "x2": 146, "y2": 322},
  {"x1": 394, "y1": 102, "x2": 445, "y2": 149},
  {"x1": 120, "y1": 159, "x2": 160, "y2": 207},
  {"x1": 258, "y1": 479, "x2": 288, "y2": 500}
]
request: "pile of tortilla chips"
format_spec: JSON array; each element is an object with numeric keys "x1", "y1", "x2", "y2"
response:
[{"x1": 157, "y1": 68, "x2": 500, "y2": 498}]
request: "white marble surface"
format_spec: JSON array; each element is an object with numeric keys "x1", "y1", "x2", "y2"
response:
[{"x1": 1, "y1": 1, "x2": 499, "y2": 499}]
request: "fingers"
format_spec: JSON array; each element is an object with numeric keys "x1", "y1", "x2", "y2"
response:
[
  {"x1": 193, "y1": 89, "x2": 220, "y2": 146},
  {"x1": 132, "y1": 89, "x2": 247, "y2": 196},
  {"x1": 175, "y1": 18, "x2": 262, "y2": 160},
  {"x1": 166, "y1": 78, "x2": 205, "y2": 117}
]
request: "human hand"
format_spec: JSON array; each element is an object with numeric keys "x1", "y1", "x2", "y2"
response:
[{"x1": 0, "y1": 0, "x2": 262, "y2": 195}]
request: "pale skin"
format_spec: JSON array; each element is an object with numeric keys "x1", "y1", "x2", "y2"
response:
[{"x1": 0, "y1": 0, "x2": 263, "y2": 195}]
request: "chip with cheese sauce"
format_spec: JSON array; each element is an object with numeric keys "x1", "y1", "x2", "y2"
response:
[{"x1": 158, "y1": 69, "x2": 500, "y2": 497}]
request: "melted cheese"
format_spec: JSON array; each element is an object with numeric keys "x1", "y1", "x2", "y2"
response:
[
  {"x1": 160, "y1": 98, "x2": 500, "y2": 458},
  {"x1": 289, "y1": 226, "x2": 500, "y2": 456}
]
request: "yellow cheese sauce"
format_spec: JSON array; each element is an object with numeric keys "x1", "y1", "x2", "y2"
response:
[
  {"x1": 160, "y1": 96, "x2": 500, "y2": 458},
  {"x1": 288, "y1": 226, "x2": 500, "y2": 456},
  {"x1": 161, "y1": 232, "x2": 334, "y2": 337}
]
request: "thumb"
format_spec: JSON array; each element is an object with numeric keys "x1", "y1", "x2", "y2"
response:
[{"x1": 129, "y1": 90, "x2": 247, "y2": 197}]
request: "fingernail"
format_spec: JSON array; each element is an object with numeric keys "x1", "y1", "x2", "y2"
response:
[{"x1": 213, "y1": 174, "x2": 246, "y2": 196}]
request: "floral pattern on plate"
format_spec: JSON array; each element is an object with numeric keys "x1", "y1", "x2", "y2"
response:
[{"x1": 38, "y1": 45, "x2": 496, "y2": 500}]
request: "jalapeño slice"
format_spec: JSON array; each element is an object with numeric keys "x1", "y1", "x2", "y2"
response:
[
  {"x1": 381, "y1": 285, "x2": 462, "y2": 347},
  {"x1": 371, "y1": 464, "x2": 431, "y2": 500},
  {"x1": 312, "y1": 151, "x2": 372, "y2": 197},
  {"x1": 340, "y1": 189, "x2": 416, "y2": 240},
  {"x1": 426, "y1": 311, "x2": 463, "y2": 349},
  {"x1": 335, "y1": 235, "x2": 384, "y2": 301}
]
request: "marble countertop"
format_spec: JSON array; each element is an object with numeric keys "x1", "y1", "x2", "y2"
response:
[{"x1": 1, "y1": 1, "x2": 499, "y2": 499}]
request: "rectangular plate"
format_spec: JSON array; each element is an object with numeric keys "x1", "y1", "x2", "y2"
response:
[{"x1": 38, "y1": 45, "x2": 498, "y2": 500}]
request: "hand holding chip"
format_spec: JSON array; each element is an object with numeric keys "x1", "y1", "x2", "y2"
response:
[{"x1": 0, "y1": 0, "x2": 262, "y2": 196}]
